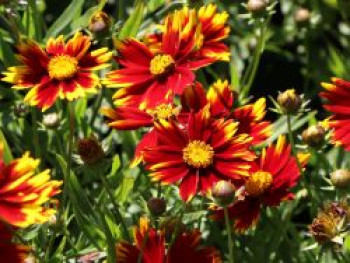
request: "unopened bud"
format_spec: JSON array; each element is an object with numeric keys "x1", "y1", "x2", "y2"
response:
[
  {"x1": 89, "y1": 11, "x2": 111, "y2": 36},
  {"x1": 13, "y1": 102, "x2": 29, "y2": 118},
  {"x1": 147, "y1": 197, "x2": 166, "y2": 216},
  {"x1": 277, "y1": 89, "x2": 302, "y2": 115},
  {"x1": 246, "y1": 0, "x2": 268, "y2": 13},
  {"x1": 43, "y1": 113, "x2": 60, "y2": 129},
  {"x1": 294, "y1": 8, "x2": 310, "y2": 24},
  {"x1": 302, "y1": 125, "x2": 326, "y2": 148},
  {"x1": 77, "y1": 135, "x2": 104, "y2": 165},
  {"x1": 330, "y1": 169, "x2": 350, "y2": 189},
  {"x1": 212, "y1": 181, "x2": 235, "y2": 206}
]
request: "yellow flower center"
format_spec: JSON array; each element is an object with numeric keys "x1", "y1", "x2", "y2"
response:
[
  {"x1": 183, "y1": 140, "x2": 214, "y2": 168},
  {"x1": 150, "y1": 54, "x2": 175, "y2": 77},
  {"x1": 48, "y1": 55, "x2": 78, "y2": 80},
  {"x1": 245, "y1": 171, "x2": 273, "y2": 196},
  {"x1": 149, "y1": 104, "x2": 176, "y2": 121}
]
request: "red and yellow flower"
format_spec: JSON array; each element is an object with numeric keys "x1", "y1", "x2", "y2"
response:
[
  {"x1": 0, "y1": 223, "x2": 30, "y2": 263},
  {"x1": 2, "y1": 32, "x2": 112, "y2": 111},
  {"x1": 212, "y1": 136, "x2": 307, "y2": 232},
  {"x1": 143, "y1": 106, "x2": 255, "y2": 201},
  {"x1": 146, "y1": 4, "x2": 230, "y2": 62},
  {"x1": 181, "y1": 80, "x2": 271, "y2": 145},
  {"x1": 320, "y1": 78, "x2": 350, "y2": 150},
  {"x1": 116, "y1": 218, "x2": 221, "y2": 263},
  {"x1": 104, "y1": 10, "x2": 214, "y2": 110},
  {"x1": 101, "y1": 103, "x2": 179, "y2": 166},
  {"x1": 0, "y1": 145, "x2": 61, "y2": 227}
]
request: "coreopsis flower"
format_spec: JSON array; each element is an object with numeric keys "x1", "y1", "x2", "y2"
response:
[
  {"x1": 0, "y1": 223, "x2": 30, "y2": 263},
  {"x1": 147, "y1": 4, "x2": 230, "y2": 62},
  {"x1": 0, "y1": 146, "x2": 61, "y2": 227},
  {"x1": 104, "y1": 10, "x2": 214, "y2": 109},
  {"x1": 116, "y1": 218, "x2": 221, "y2": 263},
  {"x1": 2, "y1": 32, "x2": 112, "y2": 111},
  {"x1": 320, "y1": 78, "x2": 350, "y2": 151},
  {"x1": 212, "y1": 136, "x2": 307, "y2": 232},
  {"x1": 181, "y1": 80, "x2": 271, "y2": 145},
  {"x1": 143, "y1": 106, "x2": 255, "y2": 201},
  {"x1": 101, "y1": 103, "x2": 179, "y2": 166}
]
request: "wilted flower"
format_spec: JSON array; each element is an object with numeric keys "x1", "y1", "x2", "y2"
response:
[
  {"x1": 13, "y1": 102, "x2": 29, "y2": 118},
  {"x1": 77, "y1": 135, "x2": 104, "y2": 165},
  {"x1": 0, "y1": 145, "x2": 61, "y2": 227},
  {"x1": 160, "y1": 217, "x2": 186, "y2": 241},
  {"x1": 330, "y1": 169, "x2": 350, "y2": 189},
  {"x1": 2, "y1": 33, "x2": 112, "y2": 111},
  {"x1": 117, "y1": 218, "x2": 221, "y2": 263},
  {"x1": 302, "y1": 124, "x2": 326, "y2": 148},
  {"x1": 277, "y1": 89, "x2": 302, "y2": 115},
  {"x1": 147, "y1": 197, "x2": 166, "y2": 216}
]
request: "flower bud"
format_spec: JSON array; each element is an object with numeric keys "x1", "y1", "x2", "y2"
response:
[
  {"x1": 212, "y1": 181, "x2": 235, "y2": 206},
  {"x1": 77, "y1": 135, "x2": 104, "y2": 165},
  {"x1": 147, "y1": 197, "x2": 166, "y2": 216},
  {"x1": 302, "y1": 125, "x2": 326, "y2": 148},
  {"x1": 43, "y1": 113, "x2": 60, "y2": 129},
  {"x1": 13, "y1": 102, "x2": 29, "y2": 118},
  {"x1": 246, "y1": 0, "x2": 268, "y2": 13},
  {"x1": 294, "y1": 8, "x2": 310, "y2": 24},
  {"x1": 277, "y1": 89, "x2": 302, "y2": 115},
  {"x1": 330, "y1": 169, "x2": 350, "y2": 189},
  {"x1": 89, "y1": 11, "x2": 111, "y2": 36}
]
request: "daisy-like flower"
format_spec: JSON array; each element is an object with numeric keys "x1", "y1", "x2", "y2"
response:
[
  {"x1": 2, "y1": 32, "x2": 112, "y2": 111},
  {"x1": 104, "y1": 9, "x2": 214, "y2": 109},
  {"x1": 0, "y1": 223, "x2": 30, "y2": 263},
  {"x1": 117, "y1": 218, "x2": 221, "y2": 263},
  {"x1": 143, "y1": 106, "x2": 255, "y2": 201},
  {"x1": 0, "y1": 145, "x2": 61, "y2": 227},
  {"x1": 101, "y1": 103, "x2": 179, "y2": 166},
  {"x1": 181, "y1": 80, "x2": 271, "y2": 145},
  {"x1": 320, "y1": 78, "x2": 350, "y2": 151},
  {"x1": 146, "y1": 4, "x2": 230, "y2": 62},
  {"x1": 212, "y1": 136, "x2": 308, "y2": 232}
]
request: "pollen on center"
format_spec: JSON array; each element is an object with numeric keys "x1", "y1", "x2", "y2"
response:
[
  {"x1": 183, "y1": 140, "x2": 214, "y2": 168},
  {"x1": 150, "y1": 54, "x2": 175, "y2": 77},
  {"x1": 48, "y1": 55, "x2": 78, "y2": 80},
  {"x1": 245, "y1": 171, "x2": 273, "y2": 196}
]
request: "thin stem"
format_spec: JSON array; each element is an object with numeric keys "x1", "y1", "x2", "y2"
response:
[
  {"x1": 224, "y1": 206, "x2": 234, "y2": 263},
  {"x1": 100, "y1": 174, "x2": 131, "y2": 242},
  {"x1": 30, "y1": 108, "x2": 41, "y2": 159}
]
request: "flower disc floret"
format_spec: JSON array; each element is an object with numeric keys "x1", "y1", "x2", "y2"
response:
[
  {"x1": 150, "y1": 104, "x2": 175, "y2": 121},
  {"x1": 48, "y1": 55, "x2": 78, "y2": 80},
  {"x1": 245, "y1": 171, "x2": 273, "y2": 196},
  {"x1": 183, "y1": 140, "x2": 214, "y2": 168},
  {"x1": 150, "y1": 54, "x2": 175, "y2": 77}
]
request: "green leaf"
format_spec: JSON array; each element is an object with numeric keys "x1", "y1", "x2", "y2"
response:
[
  {"x1": 44, "y1": 0, "x2": 85, "y2": 41},
  {"x1": 98, "y1": 209, "x2": 117, "y2": 263},
  {"x1": 115, "y1": 176, "x2": 135, "y2": 203},
  {"x1": 118, "y1": 0, "x2": 145, "y2": 40},
  {"x1": 0, "y1": 129, "x2": 13, "y2": 164}
]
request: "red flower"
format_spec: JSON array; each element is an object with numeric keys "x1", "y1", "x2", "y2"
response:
[
  {"x1": 2, "y1": 33, "x2": 112, "y2": 111},
  {"x1": 0, "y1": 145, "x2": 61, "y2": 227},
  {"x1": 104, "y1": 10, "x2": 214, "y2": 109},
  {"x1": 0, "y1": 223, "x2": 30, "y2": 263},
  {"x1": 212, "y1": 136, "x2": 307, "y2": 232},
  {"x1": 116, "y1": 218, "x2": 221, "y2": 263},
  {"x1": 181, "y1": 80, "x2": 271, "y2": 145},
  {"x1": 143, "y1": 106, "x2": 255, "y2": 201},
  {"x1": 101, "y1": 104, "x2": 179, "y2": 166},
  {"x1": 320, "y1": 78, "x2": 350, "y2": 150}
]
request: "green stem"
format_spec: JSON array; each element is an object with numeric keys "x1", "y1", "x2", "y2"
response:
[
  {"x1": 224, "y1": 206, "x2": 234, "y2": 263},
  {"x1": 30, "y1": 108, "x2": 41, "y2": 159},
  {"x1": 118, "y1": 0, "x2": 124, "y2": 21},
  {"x1": 100, "y1": 174, "x2": 131, "y2": 242}
]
